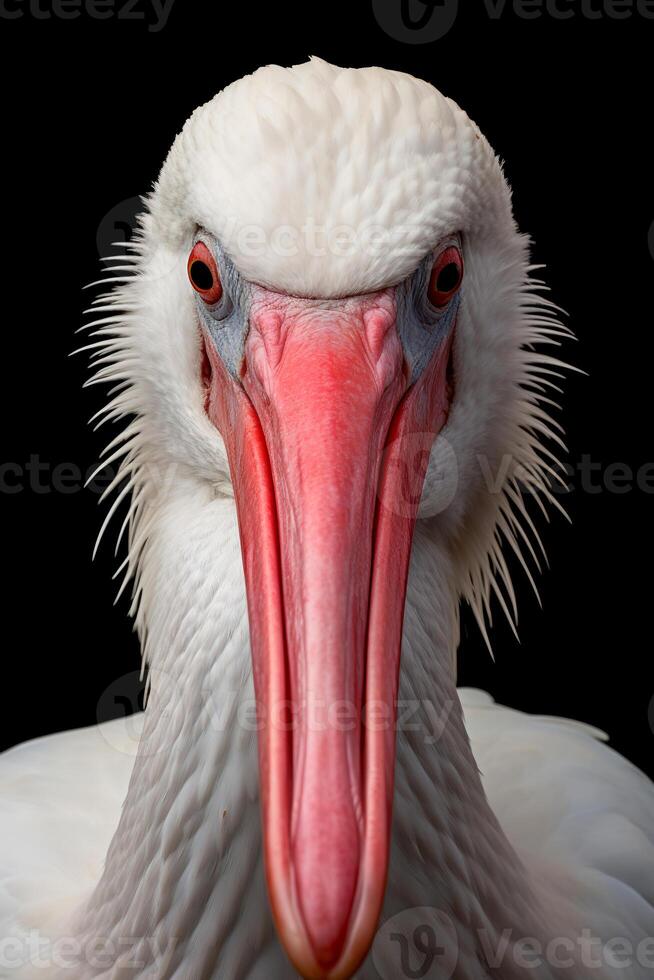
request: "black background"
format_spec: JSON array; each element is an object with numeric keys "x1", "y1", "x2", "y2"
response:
[{"x1": 1, "y1": 0, "x2": 652, "y2": 778}]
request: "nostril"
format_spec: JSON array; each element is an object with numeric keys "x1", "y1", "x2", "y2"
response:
[
  {"x1": 256, "y1": 311, "x2": 285, "y2": 369},
  {"x1": 363, "y1": 309, "x2": 393, "y2": 363},
  {"x1": 200, "y1": 338, "x2": 213, "y2": 413}
]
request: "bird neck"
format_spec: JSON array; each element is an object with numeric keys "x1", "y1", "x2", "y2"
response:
[
  {"x1": 70, "y1": 493, "x2": 550, "y2": 977},
  {"x1": 386, "y1": 522, "x2": 554, "y2": 977}
]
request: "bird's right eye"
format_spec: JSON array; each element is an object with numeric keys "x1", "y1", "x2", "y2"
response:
[
  {"x1": 427, "y1": 244, "x2": 464, "y2": 309},
  {"x1": 188, "y1": 242, "x2": 223, "y2": 305}
]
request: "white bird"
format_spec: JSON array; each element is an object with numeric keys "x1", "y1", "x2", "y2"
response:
[{"x1": 1, "y1": 58, "x2": 653, "y2": 980}]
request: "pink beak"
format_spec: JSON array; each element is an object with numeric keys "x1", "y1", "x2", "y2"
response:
[{"x1": 204, "y1": 287, "x2": 453, "y2": 979}]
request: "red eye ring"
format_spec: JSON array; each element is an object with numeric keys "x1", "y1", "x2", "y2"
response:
[
  {"x1": 187, "y1": 241, "x2": 223, "y2": 305},
  {"x1": 428, "y1": 245, "x2": 464, "y2": 308}
]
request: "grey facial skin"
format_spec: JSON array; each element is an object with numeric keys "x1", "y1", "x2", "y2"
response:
[
  {"x1": 193, "y1": 236, "x2": 253, "y2": 379},
  {"x1": 395, "y1": 248, "x2": 461, "y2": 383},
  {"x1": 193, "y1": 232, "x2": 461, "y2": 386}
]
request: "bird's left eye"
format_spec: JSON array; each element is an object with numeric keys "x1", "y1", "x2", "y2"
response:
[
  {"x1": 188, "y1": 241, "x2": 223, "y2": 305},
  {"x1": 428, "y1": 245, "x2": 464, "y2": 308}
]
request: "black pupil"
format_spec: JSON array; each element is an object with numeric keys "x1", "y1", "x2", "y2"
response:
[
  {"x1": 436, "y1": 261, "x2": 460, "y2": 294},
  {"x1": 190, "y1": 260, "x2": 214, "y2": 291}
]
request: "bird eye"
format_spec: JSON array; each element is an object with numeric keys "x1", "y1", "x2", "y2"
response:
[
  {"x1": 188, "y1": 241, "x2": 223, "y2": 305},
  {"x1": 427, "y1": 245, "x2": 464, "y2": 308}
]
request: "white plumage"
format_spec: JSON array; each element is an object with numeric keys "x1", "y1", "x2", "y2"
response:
[{"x1": 1, "y1": 58, "x2": 652, "y2": 979}]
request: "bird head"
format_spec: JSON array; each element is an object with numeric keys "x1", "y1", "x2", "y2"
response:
[{"x1": 85, "y1": 58, "x2": 567, "y2": 980}]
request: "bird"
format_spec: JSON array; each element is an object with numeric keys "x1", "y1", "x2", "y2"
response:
[{"x1": 1, "y1": 57, "x2": 653, "y2": 980}]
